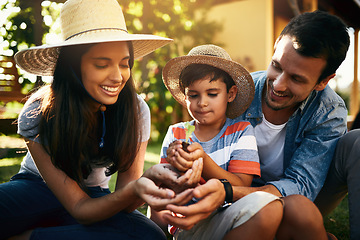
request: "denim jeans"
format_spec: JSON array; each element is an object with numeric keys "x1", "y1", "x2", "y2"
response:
[
  {"x1": 315, "y1": 129, "x2": 360, "y2": 240},
  {"x1": 0, "y1": 172, "x2": 165, "y2": 240}
]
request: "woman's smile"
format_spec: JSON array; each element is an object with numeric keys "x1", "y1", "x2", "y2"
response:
[
  {"x1": 101, "y1": 85, "x2": 120, "y2": 93},
  {"x1": 100, "y1": 85, "x2": 121, "y2": 97}
]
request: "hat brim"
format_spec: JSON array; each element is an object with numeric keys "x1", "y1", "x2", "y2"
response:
[
  {"x1": 162, "y1": 55, "x2": 255, "y2": 119},
  {"x1": 14, "y1": 29, "x2": 172, "y2": 76}
]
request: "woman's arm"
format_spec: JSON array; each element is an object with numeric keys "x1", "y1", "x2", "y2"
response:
[{"x1": 116, "y1": 141, "x2": 148, "y2": 212}]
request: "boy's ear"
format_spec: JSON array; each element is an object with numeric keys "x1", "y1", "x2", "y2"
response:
[{"x1": 228, "y1": 85, "x2": 237, "y2": 103}]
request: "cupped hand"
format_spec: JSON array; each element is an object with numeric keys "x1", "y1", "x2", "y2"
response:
[
  {"x1": 162, "y1": 178, "x2": 225, "y2": 230},
  {"x1": 142, "y1": 163, "x2": 200, "y2": 194},
  {"x1": 134, "y1": 176, "x2": 195, "y2": 211},
  {"x1": 181, "y1": 157, "x2": 203, "y2": 188},
  {"x1": 166, "y1": 140, "x2": 192, "y2": 172},
  {"x1": 142, "y1": 163, "x2": 181, "y2": 185},
  {"x1": 167, "y1": 142, "x2": 205, "y2": 172}
]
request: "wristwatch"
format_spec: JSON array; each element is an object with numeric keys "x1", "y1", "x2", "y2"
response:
[{"x1": 219, "y1": 179, "x2": 233, "y2": 208}]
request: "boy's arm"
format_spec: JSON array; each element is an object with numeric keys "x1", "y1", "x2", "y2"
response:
[
  {"x1": 177, "y1": 143, "x2": 254, "y2": 187},
  {"x1": 200, "y1": 148, "x2": 253, "y2": 186},
  {"x1": 175, "y1": 122, "x2": 259, "y2": 187}
]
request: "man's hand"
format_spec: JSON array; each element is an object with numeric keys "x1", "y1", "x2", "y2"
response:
[{"x1": 162, "y1": 178, "x2": 226, "y2": 230}]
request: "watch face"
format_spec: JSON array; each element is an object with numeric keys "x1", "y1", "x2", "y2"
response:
[{"x1": 219, "y1": 202, "x2": 232, "y2": 211}]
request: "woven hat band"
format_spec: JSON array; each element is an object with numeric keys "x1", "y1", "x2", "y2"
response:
[{"x1": 65, "y1": 28, "x2": 128, "y2": 41}]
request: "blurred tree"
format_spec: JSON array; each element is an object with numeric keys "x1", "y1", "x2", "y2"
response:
[
  {"x1": 1, "y1": 0, "x2": 222, "y2": 143},
  {"x1": 121, "y1": 0, "x2": 222, "y2": 142},
  {"x1": 1, "y1": 0, "x2": 61, "y2": 91}
]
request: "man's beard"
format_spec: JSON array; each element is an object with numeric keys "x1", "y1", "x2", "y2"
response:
[{"x1": 263, "y1": 80, "x2": 286, "y2": 111}]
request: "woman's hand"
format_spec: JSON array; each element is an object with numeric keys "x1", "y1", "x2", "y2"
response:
[
  {"x1": 134, "y1": 177, "x2": 194, "y2": 211},
  {"x1": 143, "y1": 161, "x2": 202, "y2": 193},
  {"x1": 143, "y1": 163, "x2": 181, "y2": 185}
]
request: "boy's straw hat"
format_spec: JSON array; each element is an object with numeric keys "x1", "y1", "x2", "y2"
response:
[
  {"x1": 162, "y1": 44, "x2": 254, "y2": 119},
  {"x1": 14, "y1": 0, "x2": 173, "y2": 76}
]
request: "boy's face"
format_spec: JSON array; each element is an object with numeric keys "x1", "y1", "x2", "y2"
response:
[{"x1": 184, "y1": 75, "x2": 237, "y2": 126}]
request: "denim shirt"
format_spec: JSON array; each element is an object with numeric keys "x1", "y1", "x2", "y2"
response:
[{"x1": 235, "y1": 71, "x2": 348, "y2": 201}]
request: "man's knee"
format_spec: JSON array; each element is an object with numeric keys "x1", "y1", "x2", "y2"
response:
[
  {"x1": 283, "y1": 195, "x2": 323, "y2": 227},
  {"x1": 337, "y1": 129, "x2": 360, "y2": 152},
  {"x1": 333, "y1": 129, "x2": 360, "y2": 172}
]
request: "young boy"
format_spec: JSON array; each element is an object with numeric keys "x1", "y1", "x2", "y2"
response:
[
  {"x1": 161, "y1": 44, "x2": 260, "y2": 187},
  {"x1": 151, "y1": 44, "x2": 283, "y2": 239}
]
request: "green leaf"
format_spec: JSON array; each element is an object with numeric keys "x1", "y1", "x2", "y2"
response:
[{"x1": 184, "y1": 122, "x2": 195, "y2": 142}]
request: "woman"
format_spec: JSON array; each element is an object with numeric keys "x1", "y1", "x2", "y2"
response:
[{"x1": 0, "y1": 0, "x2": 197, "y2": 239}]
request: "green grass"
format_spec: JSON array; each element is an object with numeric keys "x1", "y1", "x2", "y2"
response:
[
  {"x1": 108, "y1": 142, "x2": 162, "y2": 192},
  {"x1": 324, "y1": 196, "x2": 350, "y2": 240},
  {"x1": 0, "y1": 136, "x2": 350, "y2": 239}
]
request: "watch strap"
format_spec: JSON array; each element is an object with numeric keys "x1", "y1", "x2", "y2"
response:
[{"x1": 219, "y1": 179, "x2": 233, "y2": 204}]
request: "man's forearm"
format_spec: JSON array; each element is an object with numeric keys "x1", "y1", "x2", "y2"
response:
[{"x1": 232, "y1": 184, "x2": 282, "y2": 201}]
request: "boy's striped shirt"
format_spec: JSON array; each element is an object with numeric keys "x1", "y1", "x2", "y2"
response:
[{"x1": 160, "y1": 118, "x2": 260, "y2": 177}]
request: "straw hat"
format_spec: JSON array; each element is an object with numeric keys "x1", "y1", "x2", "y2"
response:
[
  {"x1": 14, "y1": 0, "x2": 173, "y2": 76},
  {"x1": 162, "y1": 44, "x2": 254, "y2": 119}
]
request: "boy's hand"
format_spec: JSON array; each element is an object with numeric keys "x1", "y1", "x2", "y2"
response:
[
  {"x1": 166, "y1": 140, "x2": 182, "y2": 162},
  {"x1": 185, "y1": 157, "x2": 203, "y2": 188},
  {"x1": 168, "y1": 142, "x2": 205, "y2": 172},
  {"x1": 162, "y1": 158, "x2": 203, "y2": 192}
]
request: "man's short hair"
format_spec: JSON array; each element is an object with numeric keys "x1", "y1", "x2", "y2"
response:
[{"x1": 277, "y1": 10, "x2": 350, "y2": 82}]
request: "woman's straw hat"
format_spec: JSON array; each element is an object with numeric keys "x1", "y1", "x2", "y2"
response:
[
  {"x1": 14, "y1": 0, "x2": 173, "y2": 76},
  {"x1": 162, "y1": 44, "x2": 254, "y2": 119}
]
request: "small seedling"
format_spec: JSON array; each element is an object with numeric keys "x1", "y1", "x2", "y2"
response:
[
  {"x1": 184, "y1": 122, "x2": 195, "y2": 143},
  {"x1": 182, "y1": 122, "x2": 195, "y2": 152}
]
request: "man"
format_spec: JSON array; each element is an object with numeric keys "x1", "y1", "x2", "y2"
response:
[
  {"x1": 237, "y1": 10, "x2": 349, "y2": 201},
  {"x1": 162, "y1": 10, "x2": 353, "y2": 239}
]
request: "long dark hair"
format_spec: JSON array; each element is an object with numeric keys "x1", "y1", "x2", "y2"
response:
[{"x1": 39, "y1": 42, "x2": 140, "y2": 190}]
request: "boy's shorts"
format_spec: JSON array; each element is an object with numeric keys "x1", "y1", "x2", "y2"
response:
[{"x1": 174, "y1": 191, "x2": 281, "y2": 240}]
